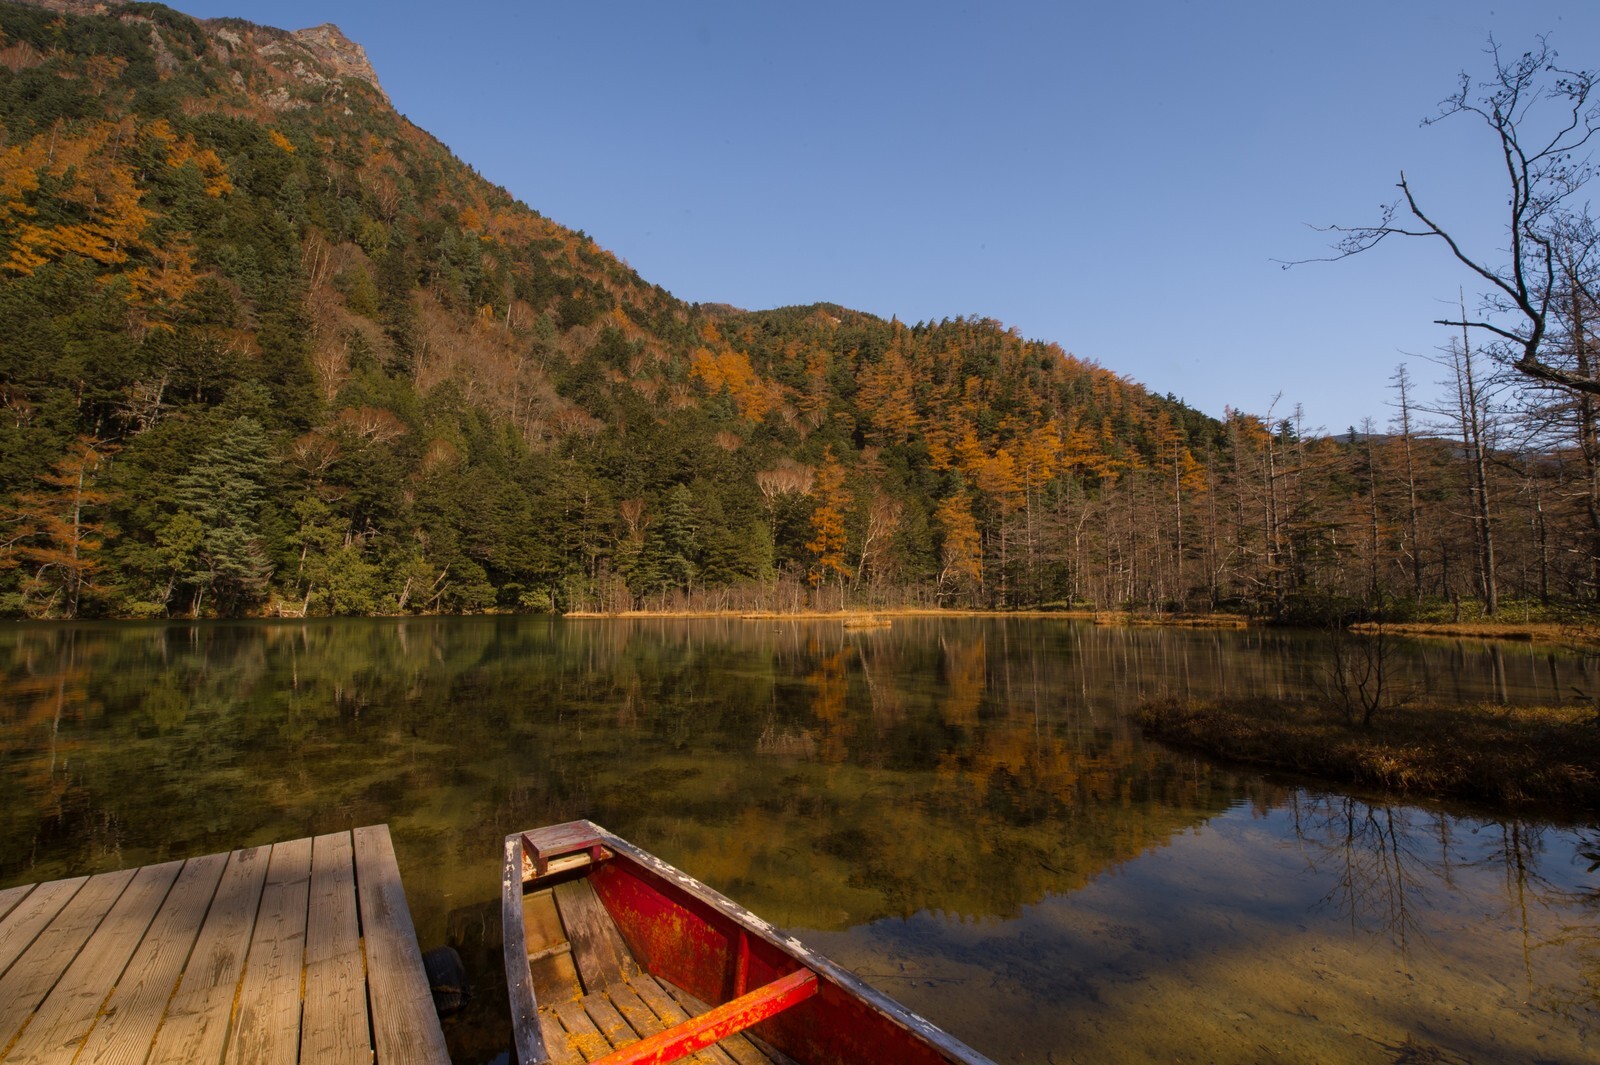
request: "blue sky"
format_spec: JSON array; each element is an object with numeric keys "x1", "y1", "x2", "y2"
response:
[{"x1": 178, "y1": 1, "x2": 1600, "y2": 432}]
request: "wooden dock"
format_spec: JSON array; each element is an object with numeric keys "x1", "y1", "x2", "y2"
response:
[{"x1": 0, "y1": 824, "x2": 450, "y2": 1065}]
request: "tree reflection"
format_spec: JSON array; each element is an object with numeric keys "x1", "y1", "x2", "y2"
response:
[
  {"x1": 1289, "y1": 795, "x2": 1441, "y2": 953},
  {"x1": 1519, "y1": 827, "x2": 1600, "y2": 1016},
  {"x1": 1287, "y1": 791, "x2": 1600, "y2": 1013},
  {"x1": 1, "y1": 618, "x2": 1596, "y2": 955}
]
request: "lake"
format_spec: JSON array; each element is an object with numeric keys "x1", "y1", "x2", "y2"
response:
[{"x1": 1, "y1": 616, "x2": 1596, "y2": 1063}]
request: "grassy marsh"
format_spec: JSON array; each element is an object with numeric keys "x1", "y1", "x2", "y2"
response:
[{"x1": 1137, "y1": 695, "x2": 1600, "y2": 812}]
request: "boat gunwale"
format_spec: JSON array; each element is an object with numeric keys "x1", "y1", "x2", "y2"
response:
[{"x1": 501, "y1": 820, "x2": 996, "y2": 1065}]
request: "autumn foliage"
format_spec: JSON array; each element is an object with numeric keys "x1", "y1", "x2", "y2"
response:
[{"x1": 0, "y1": 1, "x2": 1591, "y2": 620}]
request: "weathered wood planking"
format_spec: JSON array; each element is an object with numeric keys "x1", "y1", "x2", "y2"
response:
[
  {"x1": 0, "y1": 878, "x2": 87, "y2": 985},
  {"x1": 553, "y1": 878, "x2": 630, "y2": 993},
  {"x1": 0, "y1": 825, "x2": 448, "y2": 1065},
  {"x1": 226, "y1": 837, "x2": 313, "y2": 1065},
  {"x1": 552, "y1": 998, "x2": 613, "y2": 1062},
  {"x1": 74, "y1": 851, "x2": 229, "y2": 1065},
  {"x1": 2, "y1": 861, "x2": 182, "y2": 1065},
  {"x1": 354, "y1": 824, "x2": 452, "y2": 1065},
  {"x1": 631, "y1": 975, "x2": 741, "y2": 1065},
  {"x1": 147, "y1": 844, "x2": 272, "y2": 1065},
  {"x1": 300, "y1": 831, "x2": 371, "y2": 1065},
  {"x1": 0, "y1": 884, "x2": 34, "y2": 927},
  {"x1": 0, "y1": 869, "x2": 136, "y2": 1053}
]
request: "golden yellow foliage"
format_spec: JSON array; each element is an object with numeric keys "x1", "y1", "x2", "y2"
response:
[
  {"x1": 856, "y1": 347, "x2": 919, "y2": 443},
  {"x1": 689, "y1": 345, "x2": 776, "y2": 423},
  {"x1": 935, "y1": 492, "x2": 983, "y2": 589},
  {"x1": 0, "y1": 119, "x2": 221, "y2": 291},
  {"x1": 806, "y1": 447, "x2": 851, "y2": 587}
]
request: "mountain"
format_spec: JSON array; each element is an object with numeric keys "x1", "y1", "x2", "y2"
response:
[{"x1": 11, "y1": 0, "x2": 1518, "y2": 622}]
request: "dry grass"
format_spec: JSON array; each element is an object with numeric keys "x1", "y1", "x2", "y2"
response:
[
  {"x1": 1137, "y1": 695, "x2": 1600, "y2": 812},
  {"x1": 562, "y1": 608, "x2": 1086, "y2": 620},
  {"x1": 1093, "y1": 611, "x2": 1253, "y2": 629},
  {"x1": 1349, "y1": 619, "x2": 1598, "y2": 646}
]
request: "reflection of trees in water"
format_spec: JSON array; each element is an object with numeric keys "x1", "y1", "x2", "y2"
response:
[
  {"x1": 0, "y1": 618, "x2": 1255, "y2": 923},
  {"x1": 1513, "y1": 825, "x2": 1600, "y2": 1017},
  {"x1": 0, "y1": 627, "x2": 126, "y2": 875},
  {"x1": 4, "y1": 618, "x2": 1593, "y2": 944},
  {"x1": 1288, "y1": 792, "x2": 1600, "y2": 1015},
  {"x1": 1289, "y1": 795, "x2": 1441, "y2": 954}
]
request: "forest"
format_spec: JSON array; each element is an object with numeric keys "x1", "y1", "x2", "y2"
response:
[{"x1": 0, "y1": 0, "x2": 1596, "y2": 623}]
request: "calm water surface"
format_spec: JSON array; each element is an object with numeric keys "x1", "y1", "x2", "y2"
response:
[{"x1": 1, "y1": 617, "x2": 1596, "y2": 1064}]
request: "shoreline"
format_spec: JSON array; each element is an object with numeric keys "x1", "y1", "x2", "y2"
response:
[
  {"x1": 1349, "y1": 618, "x2": 1599, "y2": 646},
  {"x1": 558, "y1": 607, "x2": 1254, "y2": 626},
  {"x1": 559, "y1": 607, "x2": 1094, "y2": 620}
]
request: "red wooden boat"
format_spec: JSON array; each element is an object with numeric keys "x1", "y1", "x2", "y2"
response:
[{"x1": 502, "y1": 821, "x2": 995, "y2": 1065}]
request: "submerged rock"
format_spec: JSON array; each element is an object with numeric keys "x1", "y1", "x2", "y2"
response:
[{"x1": 422, "y1": 945, "x2": 469, "y2": 1016}]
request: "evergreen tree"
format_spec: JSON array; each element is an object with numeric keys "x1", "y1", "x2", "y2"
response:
[
  {"x1": 638, "y1": 484, "x2": 699, "y2": 598},
  {"x1": 173, "y1": 417, "x2": 273, "y2": 615}
]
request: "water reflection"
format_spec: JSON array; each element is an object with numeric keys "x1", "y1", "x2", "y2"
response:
[
  {"x1": 800, "y1": 796, "x2": 1600, "y2": 1064},
  {"x1": 0, "y1": 618, "x2": 1596, "y2": 1063}
]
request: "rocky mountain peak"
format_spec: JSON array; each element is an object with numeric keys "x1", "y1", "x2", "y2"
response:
[
  {"x1": 5, "y1": 1, "x2": 388, "y2": 104},
  {"x1": 282, "y1": 22, "x2": 385, "y2": 101}
]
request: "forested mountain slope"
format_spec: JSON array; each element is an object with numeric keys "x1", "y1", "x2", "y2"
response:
[{"x1": 0, "y1": 0, "x2": 1585, "y2": 620}]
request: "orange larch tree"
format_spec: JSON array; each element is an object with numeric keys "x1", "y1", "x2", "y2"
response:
[
  {"x1": 806, "y1": 447, "x2": 851, "y2": 590},
  {"x1": 935, "y1": 490, "x2": 983, "y2": 603},
  {"x1": 6, "y1": 438, "x2": 115, "y2": 618}
]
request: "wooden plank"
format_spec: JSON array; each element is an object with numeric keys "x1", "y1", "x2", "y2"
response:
[
  {"x1": 553, "y1": 879, "x2": 629, "y2": 993},
  {"x1": 629, "y1": 975, "x2": 692, "y2": 1026},
  {"x1": 353, "y1": 824, "x2": 450, "y2": 1065},
  {"x1": 0, "y1": 884, "x2": 34, "y2": 927},
  {"x1": 589, "y1": 989, "x2": 728, "y2": 1065},
  {"x1": 74, "y1": 852, "x2": 229, "y2": 1065},
  {"x1": 503, "y1": 836, "x2": 548, "y2": 1065},
  {"x1": 581, "y1": 993, "x2": 637, "y2": 1049},
  {"x1": 607, "y1": 985, "x2": 725, "y2": 1065},
  {"x1": 225, "y1": 837, "x2": 313, "y2": 1065},
  {"x1": 0, "y1": 878, "x2": 86, "y2": 983},
  {"x1": 147, "y1": 844, "x2": 272, "y2": 1065},
  {"x1": 535, "y1": 948, "x2": 584, "y2": 1009},
  {"x1": 552, "y1": 999, "x2": 613, "y2": 1063},
  {"x1": 299, "y1": 832, "x2": 370, "y2": 1065},
  {"x1": 628, "y1": 977, "x2": 733, "y2": 1065},
  {"x1": 2, "y1": 860, "x2": 183, "y2": 1065},
  {"x1": 523, "y1": 889, "x2": 568, "y2": 955},
  {"x1": 525, "y1": 889, "x2": 581, "y2": 1007},
  {"x1": 537, "y1": 1009, "x2": 588, "y2": 1065},
  {"x1": 0, "y1": 868, "x2": 134, "y2": 1051},
  {"x1": 606, "y1": 985, "x2": 668, "y2": 1040}
]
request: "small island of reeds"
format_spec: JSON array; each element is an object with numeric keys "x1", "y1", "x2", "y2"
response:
[{"x1": 1137, "y1": 695, "x2": 1600, "y2": 813}]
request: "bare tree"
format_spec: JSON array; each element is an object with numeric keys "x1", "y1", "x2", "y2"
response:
[
  {"x1": 1389, "y1": 365, "x2": 1426, "y2": 601},
  {"x1": 1313, "y1": 38, "x2": 1600, "y2": 396},
  {"x1": 1448, "y1": 310, "x2": 1502, "y2": 615}
]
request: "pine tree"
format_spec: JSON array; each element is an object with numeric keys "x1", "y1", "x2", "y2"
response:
[
  {"x1": 174, "y1": 417, "x2": 273, "y2": 614},
  {"x1": 638, "y1": 484, "x2": 699, "y2": 599}
]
